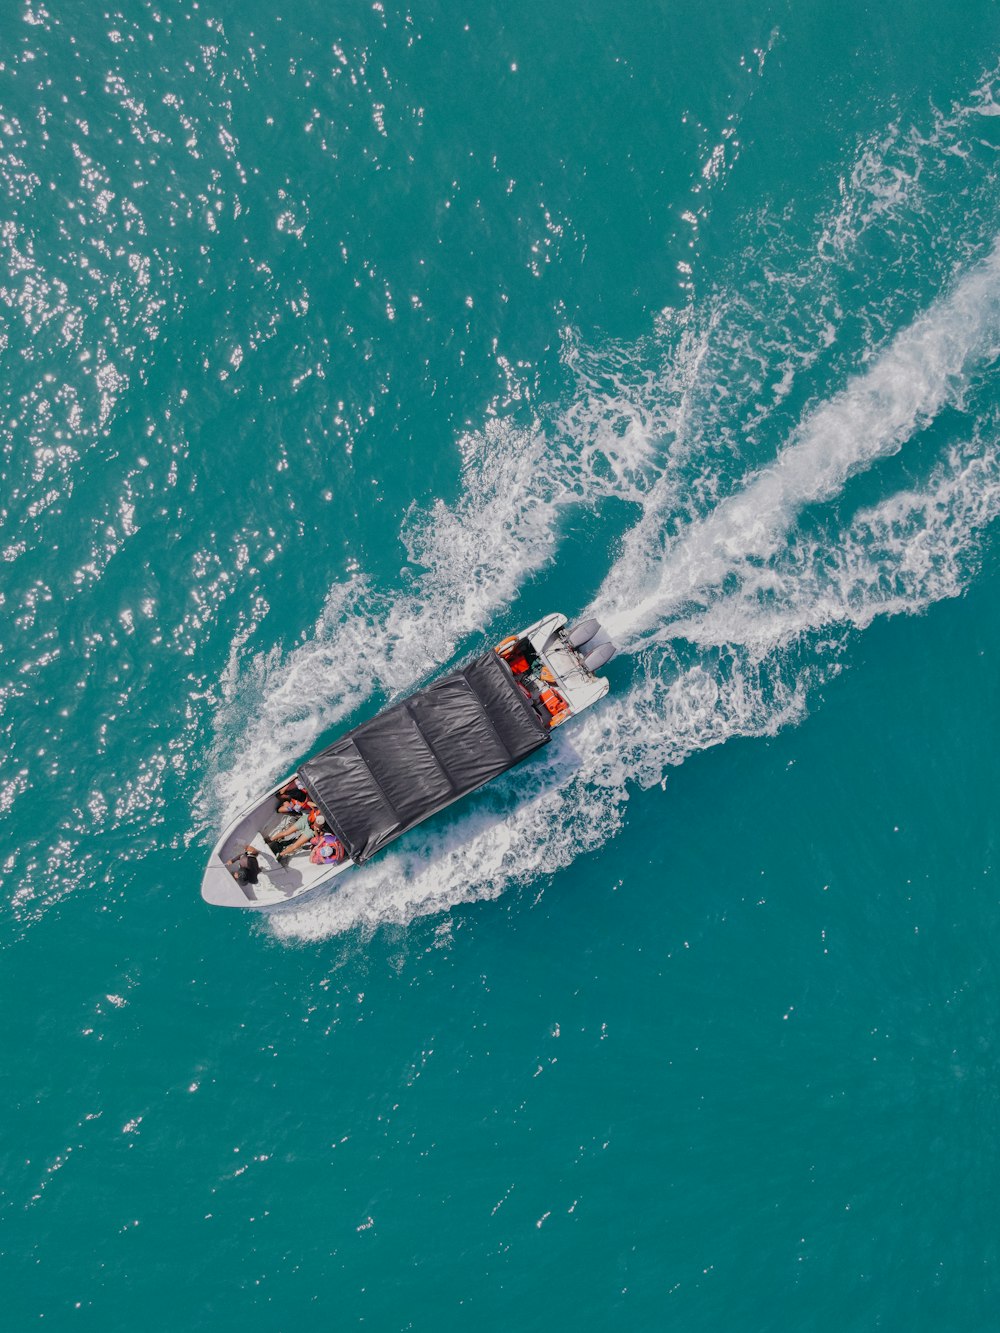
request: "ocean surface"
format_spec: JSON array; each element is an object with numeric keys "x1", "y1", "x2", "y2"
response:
[{"x1": 4, "y1": 1, "x2": 1000, "y2": 1327}]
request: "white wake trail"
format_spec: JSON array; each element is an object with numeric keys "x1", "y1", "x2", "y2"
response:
[
  {"x1": 258, "y1": 90, "x2": 1000, "y2": 941},
  {"x1": 271, "y1": 251, "x2": 1000, "y2": 942},
  {"x1": 601, "y1": 241, "x2": 1000, "y2": 645},
  {"x1": 272, "y1": 431, "x2": 1000, "y2": 944},
  {"x1": 206, "y1": 401, "x2": 671, "y2": 823},
  {"x1": 669, "y1": 441, "x2": 1000, "y2": 654}
]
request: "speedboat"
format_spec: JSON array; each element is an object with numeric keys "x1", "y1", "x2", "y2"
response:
[{"x1": 200, "y1": 612, "x2": 617, "y2": 909}]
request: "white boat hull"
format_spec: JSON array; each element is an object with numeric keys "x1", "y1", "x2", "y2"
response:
[{"x1": 201, "y1": 612, "x2": 613, "y2": 909}]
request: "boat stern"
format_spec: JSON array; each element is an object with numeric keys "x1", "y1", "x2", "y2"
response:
[{"x1": 519, "y1": 612, "x2": 616, "y2": 720}]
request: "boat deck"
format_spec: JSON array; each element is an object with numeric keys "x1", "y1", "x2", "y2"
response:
[{"x1": 201, "y1": 790, "x2": 351, "y2": 908}]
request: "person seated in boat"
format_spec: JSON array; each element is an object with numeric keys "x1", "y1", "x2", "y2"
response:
[
  {"x1": 226, "y1": 845, "x2": 260, "y2": 886},
  {"x1": 310, "y1": 831, "x2": 346, "y2": 866},
  {"x1": 277, "y1": 781, "x2": 311, "y2": 809},
  {"x1": 264, "y1": 808, "x2": 308, "y2": 854},
  {"x1": 277, "y1": 796, "x2": 311, "y2": 816},
  {"x1": 274, "y1": 811, "x2": 326, "y2": 860}
]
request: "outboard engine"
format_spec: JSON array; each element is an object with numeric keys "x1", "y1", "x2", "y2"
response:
[
  {"x1": 565, "y1": 617, "x2": 600, "y2": 649},
  {"x1": 564, "y1": 617, "x2": 617, "y2": 675},
  {"x1": 582, "y1": 640, "x2": 617, "y2": 672}
]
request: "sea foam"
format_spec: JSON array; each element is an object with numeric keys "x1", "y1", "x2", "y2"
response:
[
  {"x1": 219, "y1": 77, "x2": 1000, "y2": 942},
  {"x1": 270, "y1": 250, "x2": 1000, "y2": 942}
]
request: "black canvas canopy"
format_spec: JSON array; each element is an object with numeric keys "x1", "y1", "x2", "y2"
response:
[{"x1": 298, "y1": 651, "x2": 550, "y2": 863}]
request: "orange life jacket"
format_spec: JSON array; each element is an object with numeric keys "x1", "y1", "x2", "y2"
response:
[{"x1": 539, "y1": 687, "x2": 569, "y2": 725}]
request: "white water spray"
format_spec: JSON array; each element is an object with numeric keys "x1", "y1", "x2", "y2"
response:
[{"x1": 600, "y1": 242, "x2": 1000, "y2": 646}]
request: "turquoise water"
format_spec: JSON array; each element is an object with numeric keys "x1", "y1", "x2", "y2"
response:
[{"x1": 5, "y1": 0, "x2": 1000, "y2": 1326}]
